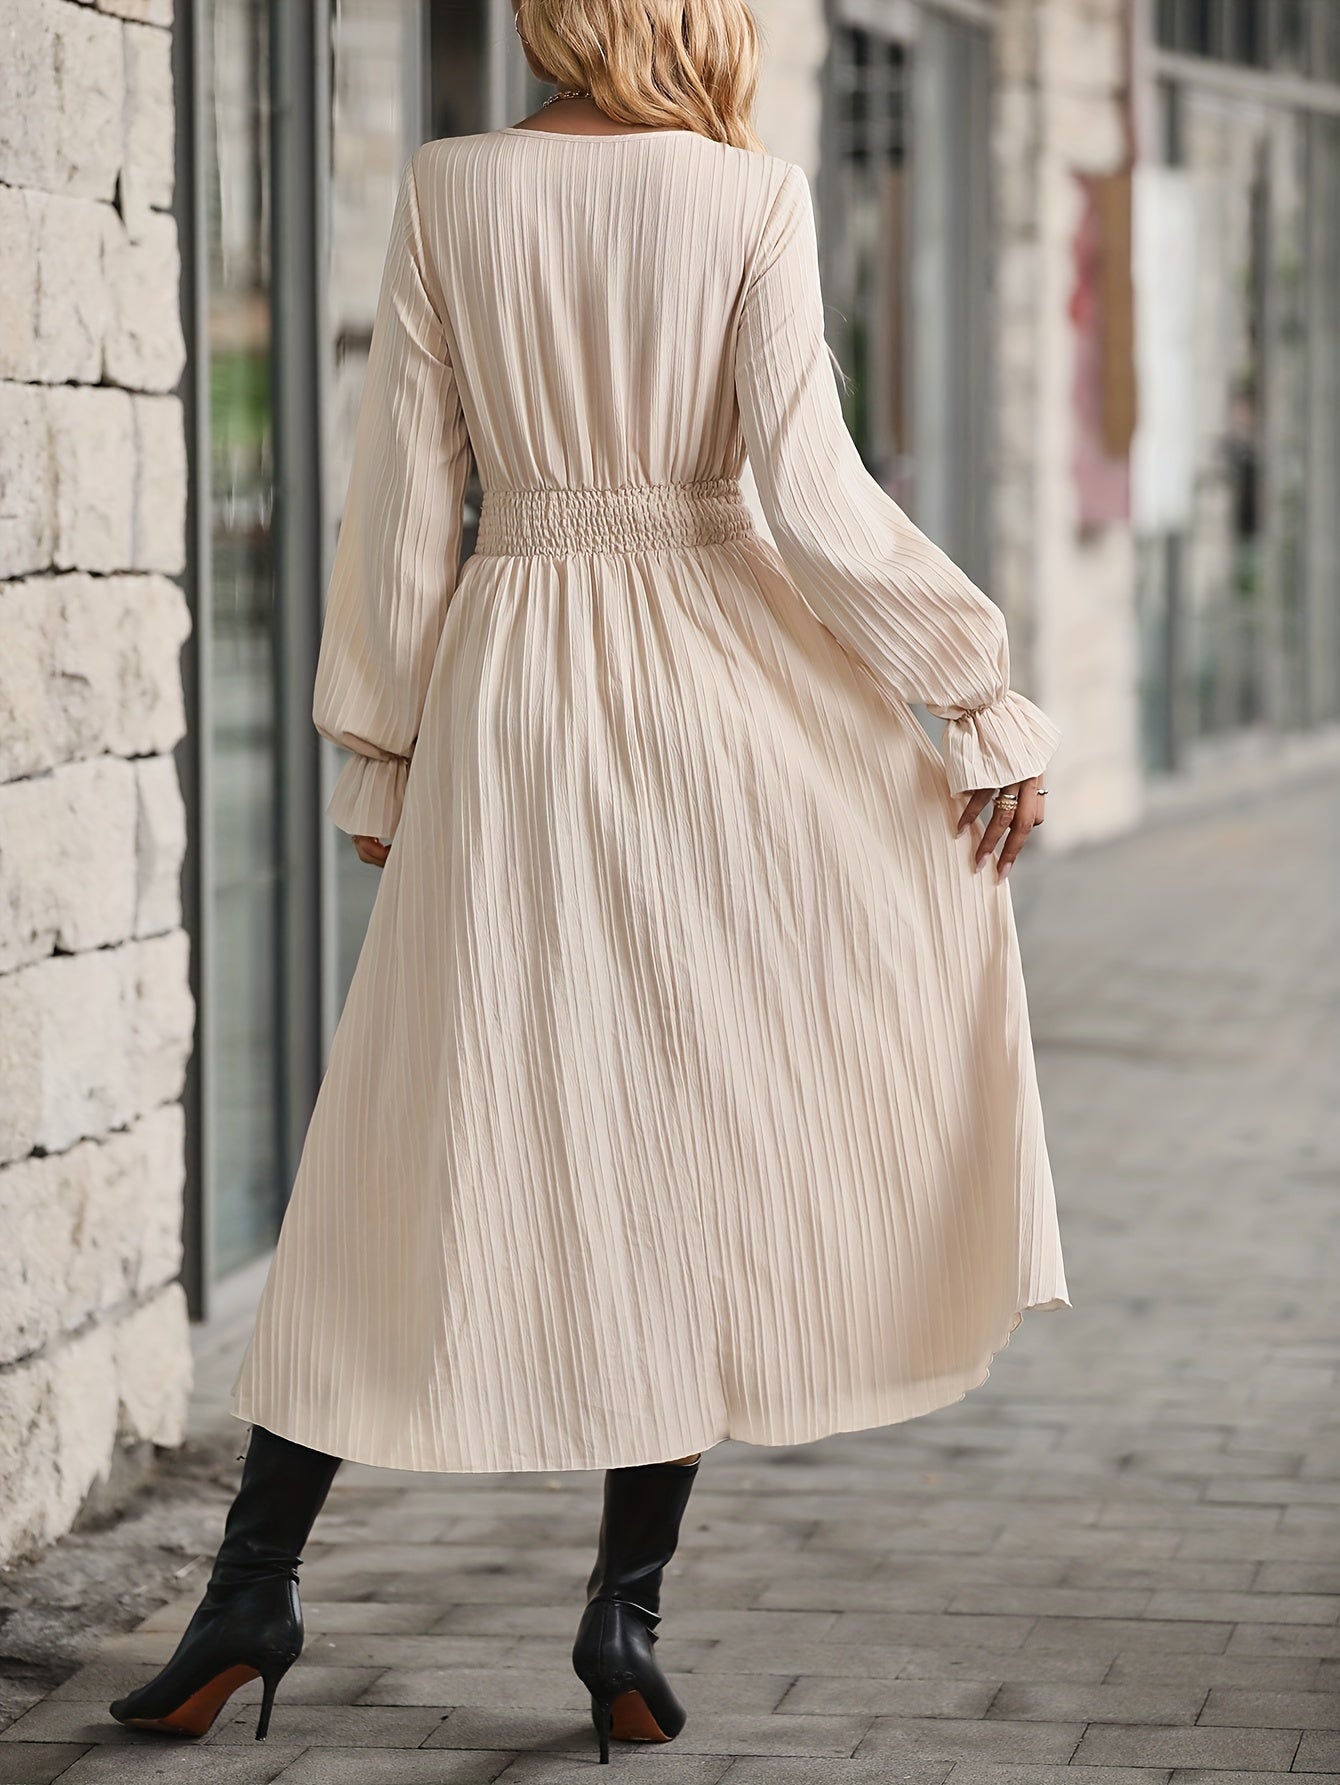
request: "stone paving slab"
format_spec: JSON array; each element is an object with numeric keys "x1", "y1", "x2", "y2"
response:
[
  {"x1": 2, "y1": 775, "x2": 1338, "y2": 1781},
  {"x1": 44, "y1": 1752, "x2": 304, "y2": 1784},
  {"x1": 1295, "y1": 1729, "x2": 1340, "y2": 1773},
  {"x1": 984, "y1": 1682, "x2": 1208, "y2": 1725},
  {"x1": 1104, "y1": 1649, "x2": 1324, "y2": 1689},
  {"x1": 207, "y1": 1706, "x2": 449, "y2": 1748},
  {"x1": 428, "y1": 1705, "x2": 873, "y2": 1756},
  {"x1": 45, "y1": 1662, "x2": 384, "y2": 1706},
  {"x1": 1197, "y1": 1686, "x2": 1340, "y2": 1728},
  {"x1": 1223, "y1": 1623, "x2": 1340, "y2": 1657},
  {"x1": 0, "y1": 1747, "x2": 95, "y2": 1785},
  {"x1": 926, "y1": 1770, "x2": 1171, "y2": 1785},
  {"x1": 1071, "y1": 1721, "x2": 1307, "y2": 1769},
  {"x1": 776, "y1": 1677, "x2": 998, "y2": 1718},
  {"x1": 268, "y1": 1756, "x2": 516, "y2": 1785},
  {"x1": 716, "y1": 1761, "x2": 956, "y2": 1784},
  {"x1": 491, "y1": 1759, "x2": 732, "y2": 1784},
  {"x1": 854, "y1": 1714, "x2": 1088, "y2": 1763},
  {"x1": 1, "y1": 1699, "x2": 179, "y2": 1747},
  {"x1": 1167, "y1": 1774, "x2": 1300, "y2": 1785}
]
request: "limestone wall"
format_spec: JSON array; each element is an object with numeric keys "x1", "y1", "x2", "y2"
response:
[
  {"x1": 993, "y1": 0, "x2": 1144, "y2": 844},
  {"x1": 0, "y1": 0, "x2": 194, "y2": 1563}
]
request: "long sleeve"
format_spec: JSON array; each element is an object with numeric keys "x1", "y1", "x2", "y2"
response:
[
  {"x1": 314, "y1": 149, "x2": 473, "y2": 840},
  {"x1": 734, "y1": 163, "x2": 1059, "y2": 795}
]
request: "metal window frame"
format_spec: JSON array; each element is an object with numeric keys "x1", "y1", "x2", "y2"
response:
[
  {"x1": 1153, "y1": 43, "x2": 1340, "y2": 112},
  {"x1": 908, "y1": 5, "x2": 995, "y2": 586},
  {"x1": 834, "y1": 0, "x2": 998, "y2": 31},
  {"x1": 272, "y1": 0, "x2": 330, "y2": 1197},
  {"x1": 175, "y1": 0, "x2": 212, "y2": 1319},
  {"x1": 916, "y1": 0, "x2": 998, "y2": 28}
]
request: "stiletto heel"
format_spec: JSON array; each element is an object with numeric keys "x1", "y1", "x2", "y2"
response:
[
  {"x1": 591, "y1": 1693, "x2": 613, "y2": 1764},
  {"x1": 109, "y1": 1427, "x2": 341, "y2": 1740},
  {"x1": 572, "y1": 1456, "x2": 701, "y2": 1761},
  {"x1": 255, "y1": 1667, "x2": 283, "y2": 1742}
]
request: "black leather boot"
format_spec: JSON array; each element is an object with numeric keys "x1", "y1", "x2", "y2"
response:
[
  {"x1": 109, "y1": 1425, "x2": 342, "y2": 1740},
  {"x1": 571, "y1": 1454, "x2": 701, "y2": 1763}
]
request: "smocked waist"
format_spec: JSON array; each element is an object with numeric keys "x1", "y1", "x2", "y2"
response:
[{"x1": 473, "y1": 477, "x2": 757, "y2": 557}]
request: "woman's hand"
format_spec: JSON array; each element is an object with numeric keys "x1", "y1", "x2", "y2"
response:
[
  {"x1": 956, "y1": 776, "x2": 1045, "y2": 880},
  {"x1": 353, "y1": 835, "x2": 392, "y2": 868}
]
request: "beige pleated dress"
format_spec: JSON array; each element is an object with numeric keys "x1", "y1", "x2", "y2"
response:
[{"x1": 228, "y1": 125, "x2": 1070, "y2": 1473}]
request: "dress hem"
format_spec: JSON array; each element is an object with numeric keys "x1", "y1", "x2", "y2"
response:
[{"x1": 226, "y1": 1292, "x2": 1072, "y2": 1476}]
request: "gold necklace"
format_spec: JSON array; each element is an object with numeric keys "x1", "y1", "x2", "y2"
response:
[{"x1": 542, "y1": 86, "x2": 592, "y2": 107}]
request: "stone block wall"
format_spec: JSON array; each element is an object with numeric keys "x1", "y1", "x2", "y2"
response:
[{"x1": 0, "y1": 0, "x2": 194, "y2": 1564}]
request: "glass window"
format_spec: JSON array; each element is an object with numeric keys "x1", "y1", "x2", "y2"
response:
[
  {"x1": 327, "y1": 0, "x2": 435, "y2": 1008},
  {"x1": 1224, "y1": 0, "x2": 1269, "y2": 66},
  {"x1": 201, "y1": 0, "x2": 283, "y2": 1276},
  {"x1": 328, "y1": 1, "x2": 491, "y2": 1012},
  {"x1": 1271, "y1": 0, "x2": 1307, "y2": 72},
  {"x1": 1303, "y1": 115, "x2": 1340, "y2": 722},
  {"x1": 1313, "y1": 0, "x2": 1340, "y2": 80},
  {"x1": 1154, "y1": 0, "x2": 1340, "y2": 71},
  {"x1": 428, "y1": 0, "x2": 491, "y2": 138},
  {"x1": 822, "y1": 11, "x2": 991, "y2": 581},
  {"x1": 1138, "y1": 76, "x2": 1340, "y2": 769},
  {"x1": 908, "y1": 9, "x2": 993, "y2": 584},
  {"x1": 825, "y1": 26, "x2": 910, "y2": 503}
]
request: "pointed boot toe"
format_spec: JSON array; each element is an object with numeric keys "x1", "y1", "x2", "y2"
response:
[{"x1": 107, "y1": 1426, "x2": 340, "y2": 1742}]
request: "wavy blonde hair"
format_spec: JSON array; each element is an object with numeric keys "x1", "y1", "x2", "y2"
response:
[{"x1": 515, "y1": 0, "x2": 766, "y2": 151}]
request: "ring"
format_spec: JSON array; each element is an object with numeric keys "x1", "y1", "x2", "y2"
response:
[{"x1": 995, "y1": 793, "x2": 1019, "y2": 811}]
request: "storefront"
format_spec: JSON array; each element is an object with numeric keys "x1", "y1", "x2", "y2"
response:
[
  {"x1": 1139, "y1": 0, "x2": 1340, "y2": 770},
  {"x1": 174, "y1": 0, "x2": 1045, "y2": 1318}
]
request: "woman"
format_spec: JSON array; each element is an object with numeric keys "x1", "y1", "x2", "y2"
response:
[{"x1": 110, "y1": 0, "x2": 1069, "y2": 1762}]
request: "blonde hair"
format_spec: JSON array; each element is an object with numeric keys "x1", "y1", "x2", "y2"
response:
[{"x1": 515, "y1": 0, "x2": 767, "y2": 152}]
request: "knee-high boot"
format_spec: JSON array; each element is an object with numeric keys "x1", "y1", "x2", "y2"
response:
[
  {"x1": 571, "y1": 1455, "x2": 701, "y2": 1763},
  {"x1": 109, "y1": 1425, "x2": 342, "y2": 1740}
]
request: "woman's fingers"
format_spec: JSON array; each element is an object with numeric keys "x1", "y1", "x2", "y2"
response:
[
  {"x1": 956, "y1": 789, "x2": 994, "y2": 834},
  {"x1": 970, "y1": 778, "x2": 1041, "y2": 879},
  {"x1": 973, "y1": 795, "x2": 1016, "y2": 871},
  {"x1": 995, "y1": 778, "x2": 1040, "y2": 879},
  {"x1": 353, "y1": 834, "x2": 391, "y2": 868}
]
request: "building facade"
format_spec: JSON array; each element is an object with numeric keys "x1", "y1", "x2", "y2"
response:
[
  {"x1": 1137, "y1": 1, "x2": 1340, "y2": 771},
  {"x1": 1, "y1": 0, "x2": 1337, "y2": 1561},
  {"x1": 0, "y1": 0, "x2": 194, "y2": 1559}
]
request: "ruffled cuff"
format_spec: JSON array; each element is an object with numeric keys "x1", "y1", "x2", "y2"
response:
[
  {"x1": 939, "y1": 689, "x2": 1061, "y2": 795},
  {"x1": 325, "y1": 750, "x2": 410, "y2": 840}
]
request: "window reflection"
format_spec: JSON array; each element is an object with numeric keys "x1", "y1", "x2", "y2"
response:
[
  {"x1": 204, "y1": 0, "x2": 283, "y2": 1276},
  {"x1": 823, "y1": 13, "x2": 990, "y2": 580},
  {"x1": 327, "y1": 1, "x2": 485, "y2": 1010},
  {"x1": 1141, "y1": 85, "x2": 1340, "y2": 764}
]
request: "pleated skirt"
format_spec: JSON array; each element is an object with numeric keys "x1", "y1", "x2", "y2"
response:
[{"x1": 228, "y1": 520, "x2": 1069, "y2": 1472}]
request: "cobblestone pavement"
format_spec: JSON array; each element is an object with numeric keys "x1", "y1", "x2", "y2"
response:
[{"x1": 2, "y1": 768, "x2": 1337, "y2": 1783}]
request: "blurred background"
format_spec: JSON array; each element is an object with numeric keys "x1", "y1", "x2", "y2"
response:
[{"x1": 0, "y1": 0, "x2": 1337, "y2": 1579}]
